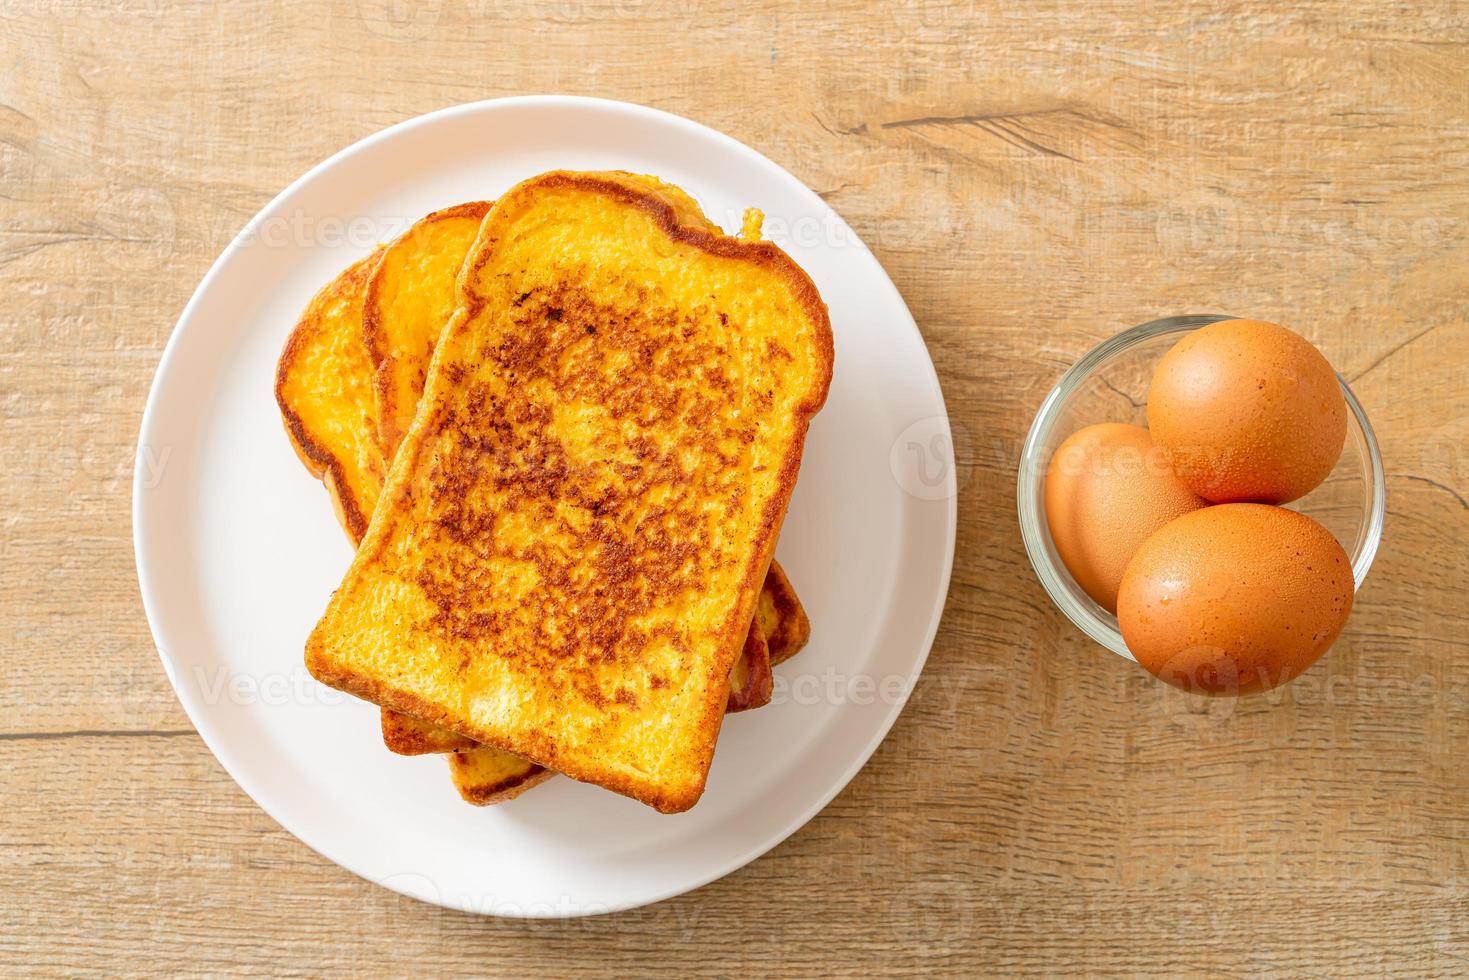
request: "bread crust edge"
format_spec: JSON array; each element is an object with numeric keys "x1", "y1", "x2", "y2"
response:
[
  {"x1": 362, "y1": 200, "x2": 493, "y2": 458},
  {"x1": 273, "y1": 248, "x2": 385, "y2": 543}
]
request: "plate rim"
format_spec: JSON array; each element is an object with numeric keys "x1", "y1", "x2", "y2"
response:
[{"x1": 132, "y1": 94, "x2": 957, "y2": 916}]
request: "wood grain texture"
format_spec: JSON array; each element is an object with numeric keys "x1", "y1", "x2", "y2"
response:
[{"x1": 3, "y1": 0, "x2": 1467, "y2": 975}]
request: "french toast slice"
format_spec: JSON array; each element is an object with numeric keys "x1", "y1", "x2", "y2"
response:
[
  {"x1": 356, "y1": 192, "x2": 796, "y2": 755},
  {"x1": 277, "y1": 196, "x2": 813, "y2": 801},
  {"x1": 364, "y1": 201, "x2": 492, "y2": 456},
  {"x1": 305, "y1": 171, "x2": 833, "y2": 812},
  {"x1": 275, "y1": 248, "x2": 386, "y2": 542}
]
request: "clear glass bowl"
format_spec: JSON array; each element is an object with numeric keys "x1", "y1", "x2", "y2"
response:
[{"x1": 1017, "y1": 315, "x2": 1386, "y2": 661}]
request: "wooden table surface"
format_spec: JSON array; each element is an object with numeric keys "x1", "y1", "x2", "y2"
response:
[{"x1": 4, "y1": 1, "x2": 1467, "y2": 975}]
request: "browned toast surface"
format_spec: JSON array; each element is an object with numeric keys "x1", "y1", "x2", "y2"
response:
[
  {"x1": 760, "y1": 559, "x2": 812, "y2": 666},
  {"x1": 276, "y1": 240, "x2": 808, "y2": 783},
  {"x1": 305, "y1": 172, "x2": 833, "y2": 811},
  {"x1": 382, "y1": 566, "x2": 797, "y2": 753},
  {"x1": 351, "y1": 194, "x2": 795, "y2": 755}
]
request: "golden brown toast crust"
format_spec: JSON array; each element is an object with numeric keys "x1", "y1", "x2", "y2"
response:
[
  {"x1": 448, "y1": 749, "x2": 556, "y2": 805},
  {"x1": 274, "y1": 248, "x2": 386, "y2": 542},
  {"x1": 760, "y1": 559, "x2": 812, "y2": 666},
  {"x1": 362, "y1": 201, "x2": 492, "y2": 457},
  {"x1": 379, "y1": 709, "x2": 478, "y2": 754},
  {"x1": 725, "y1": 617, "x2": 774, "y2": 713},
  {"x1": 307, "y1": 172, "x2": 834, "y2": 812}
]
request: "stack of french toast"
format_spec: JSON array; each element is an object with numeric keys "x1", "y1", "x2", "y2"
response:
[{"x1": 277, "y1": 172, "x2": 832, "y2": 813}]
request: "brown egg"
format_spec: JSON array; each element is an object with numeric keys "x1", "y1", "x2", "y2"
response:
[
  {"x1": 1117, "y1": 504, "x2": 1354, "y2": 696},
  {"x1": 1044, "y1": 423, "x2": 1208, "y2": 613},
  {"x1": 1147, "y1": 319, "x2": 1347, "y2": 504}
]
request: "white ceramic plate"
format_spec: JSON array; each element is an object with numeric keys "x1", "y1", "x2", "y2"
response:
[{"x1": 133, "y1": 96, "x2": 955, "y2": 916}]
